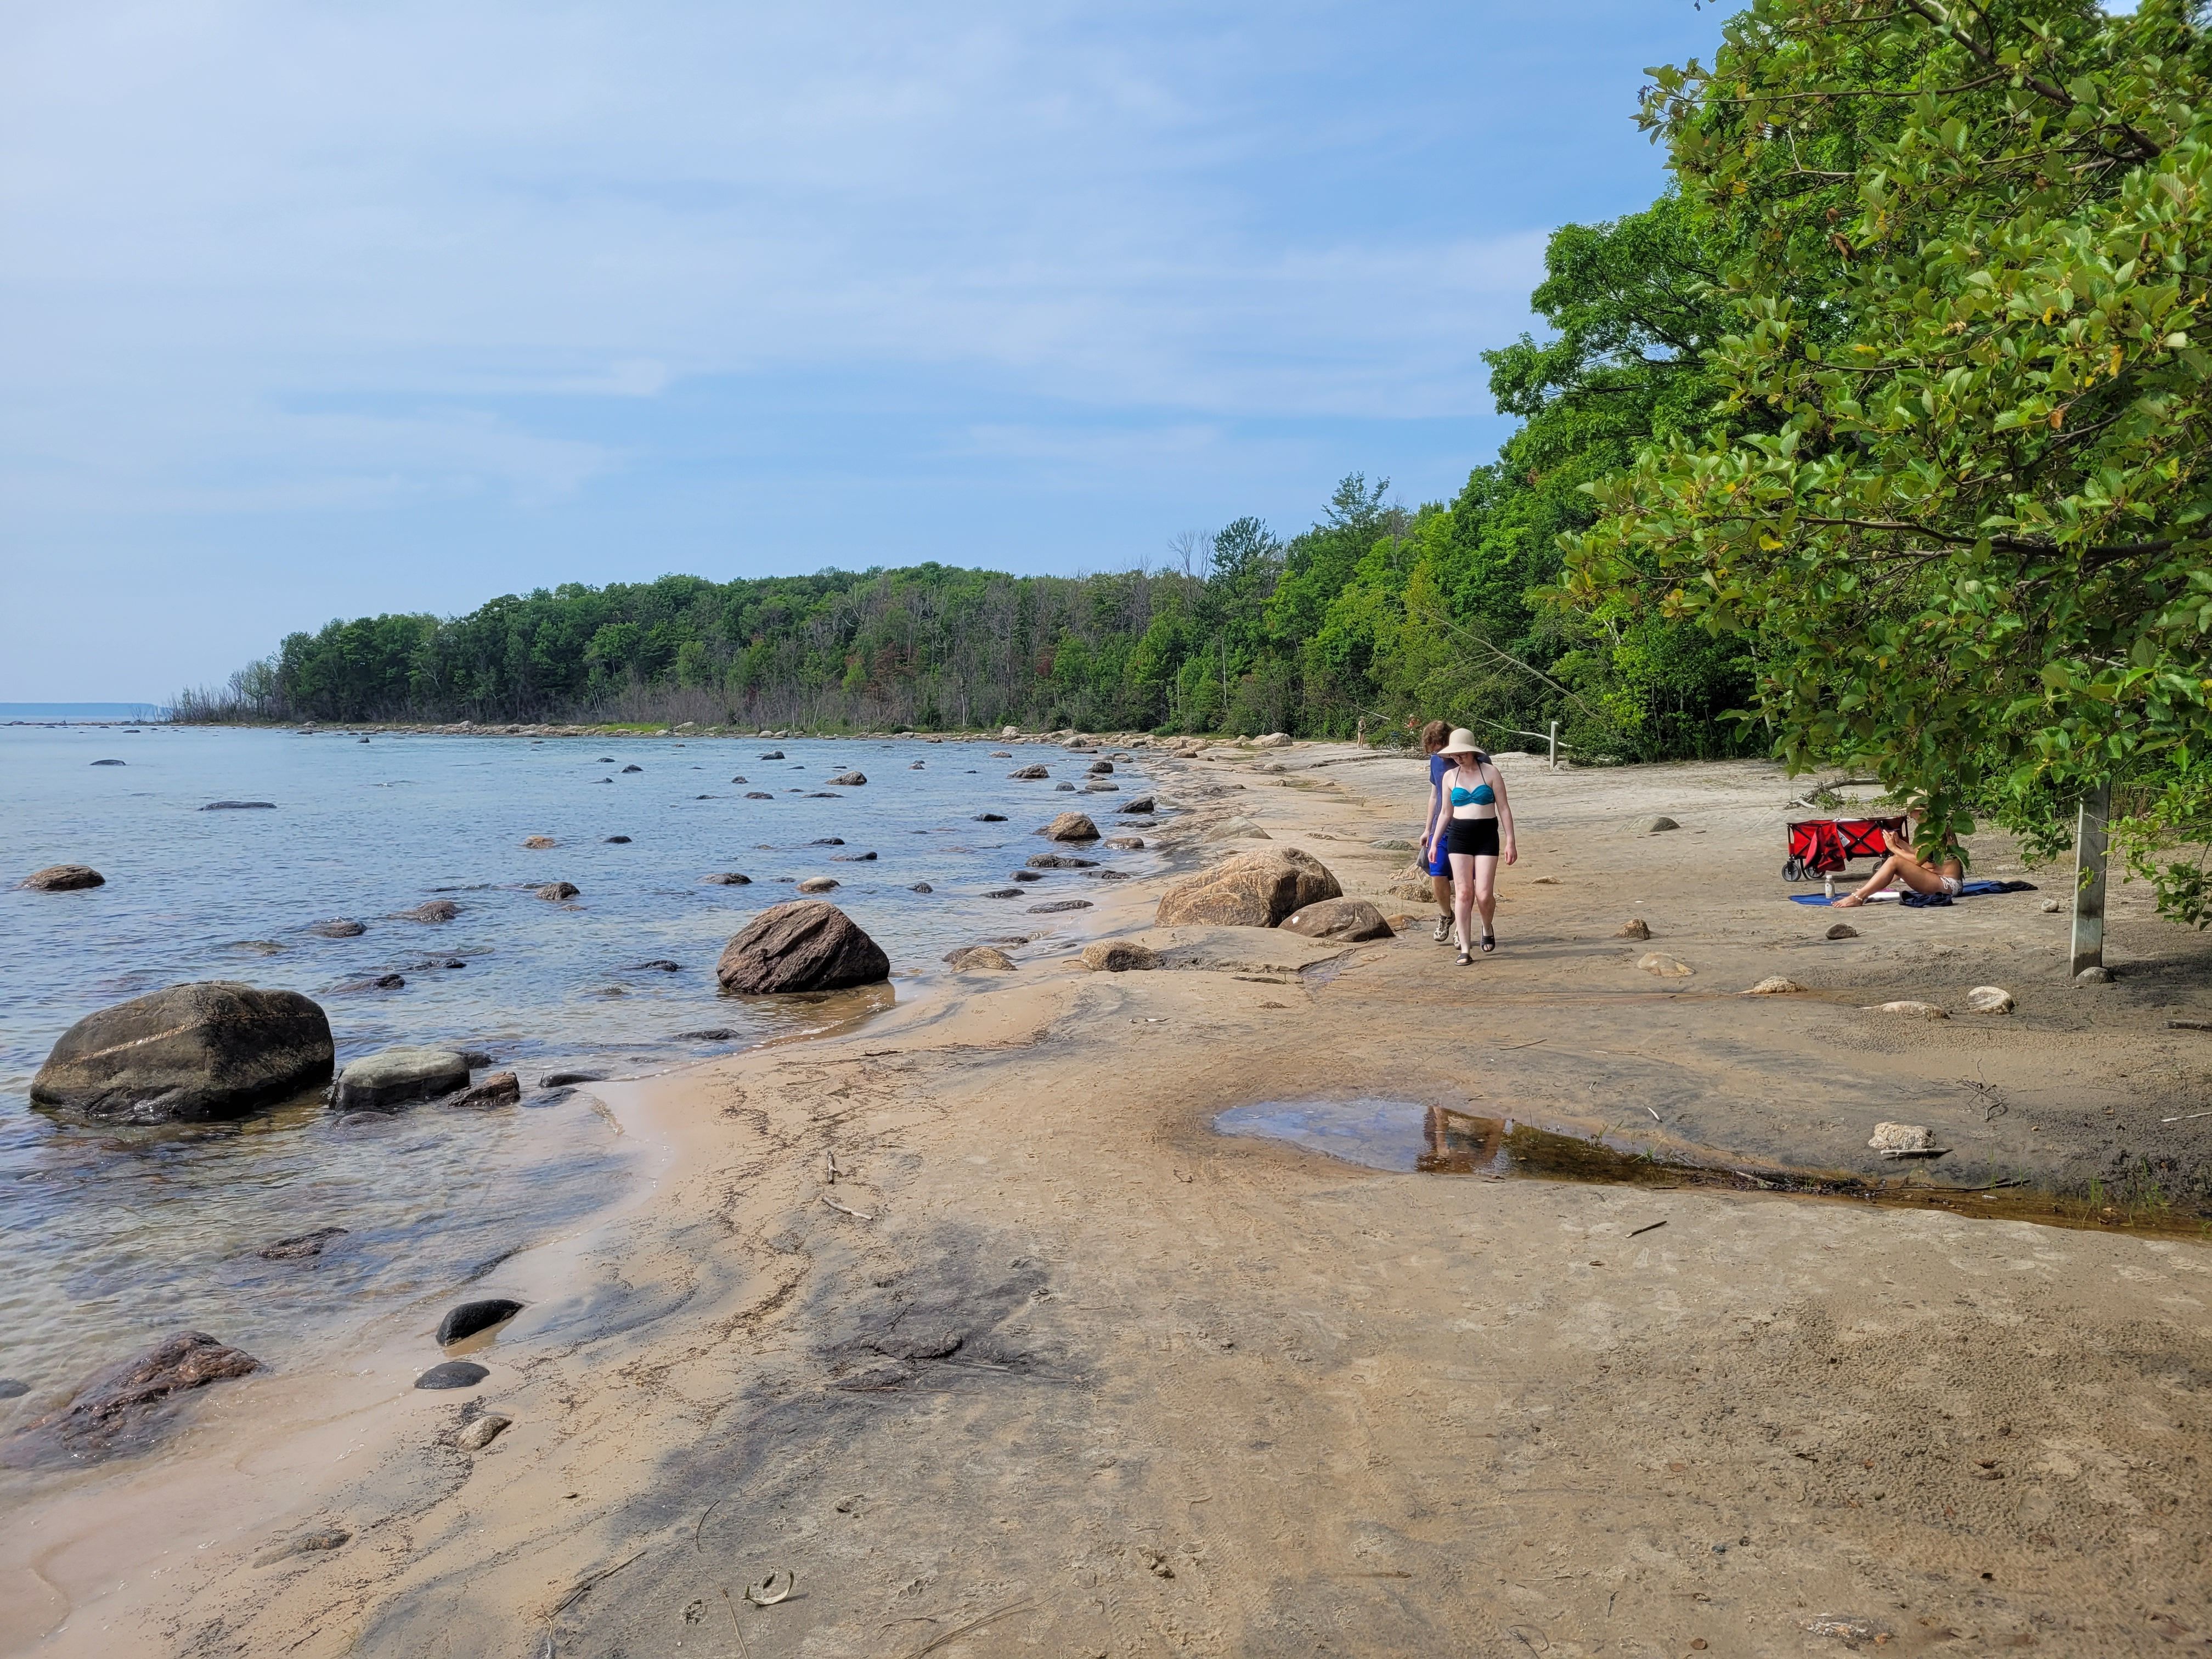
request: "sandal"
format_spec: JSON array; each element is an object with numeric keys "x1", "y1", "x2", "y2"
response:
[
  {"x1": 1480, "y1": 933, "x2": 1496, "y2": 954},
  {"x1": 1455, "y1": 950, "x2": 1473, "y2": 967}
]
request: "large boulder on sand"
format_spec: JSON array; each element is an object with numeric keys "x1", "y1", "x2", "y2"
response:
[
  {"x1": 330, "y1": 1047, "x2": 470, "y2": 1111},
  {"x1": 1155, "y1": 848, "x2": 1341, "y2": 929},
  {"x1": 716, "y1": 901, "x2": 890, "y2": 994},
  {"x1": 1, "y1": 1330, "x2": 262, "y2": 1468},
  {"x1": 1280, "y1": 898, "x2": 1393, "y2": 943},
  {"x1": 1040, "y1": 812, "x2": 1099, "y2": 842},
  {"x1": 31, "y1": 982, "x2": 335, "y2": 1124}
]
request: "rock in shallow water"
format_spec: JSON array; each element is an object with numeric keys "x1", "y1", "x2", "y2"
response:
[
  {"x1": 1040, "y1": 812, "x2": 1099, "y2": 843},
  {"x1": 534, "y1": 881, "x2": 579, "y2": 901},
  {"x1": 1, "y1": 1331, "x2": 261, "y2": 1468},
  {"x1": 396, "y1": 899, "x2": 459, "y2": 923},
  {"x1": 32, "y1": 981, "x2": 335, "y2": 1124},
  {"x1": 329, "y1": 1046, "x2": 469, "y2": 1111},
  {"x1": 201, "y1": 800, "x2": 276, "y2": 811},
  {"x1": 258, "y1": 1226, "x2": 348, "y2": 1260},
  {"x1": 943, "y1": 945, "x2": 1017, "y2": 972},
  {"x1": 310, "y1": 918, "x2": 365, "y2": 938},
  {"x1": 716, "y1": 901, "x2": 890, "y2": 994},
  {"x1": 449, "y1": 1071, "x2": 521, "y2": 1109},
  {"x1": 21, "y1": 864, "x2": 105, "y2": 891},
  {"x1": 436, "y1": 1298, "x2": 523, "y2": 1345}
]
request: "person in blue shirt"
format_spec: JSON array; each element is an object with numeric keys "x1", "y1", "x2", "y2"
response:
[
  {"x1": 1432, "y1": 727, "x2": 1517, "y2": 963},
  {"x1": 1415, "y1": 720, "x2": 1454, "y2": 943}
]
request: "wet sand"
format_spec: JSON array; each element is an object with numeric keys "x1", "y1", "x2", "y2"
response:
[{"x1": 6, "y1": 745, "x2": 2210, "y2": 1657}]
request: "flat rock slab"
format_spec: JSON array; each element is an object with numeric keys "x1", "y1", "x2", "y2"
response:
[
  {"x1": 330, "y1": 1046, "x2": 469, "y2": 1111},
  {"x1": 1151, "y1": 926, "x2": 1347, "y2": 978},
  {"x1": 1279, "y1": 897, "x2": 1393, "y2": 943},
  {"x1": 32, "y1": 981, "x2": 334, "y2": 1124},
  {"x1": 2, "y1": 1331, "x2": 261, "y2": 1468},
  {"x1": 437, "y1": 1298, "x2": 523, "y2": 1345},
  {"x1": 414, "y1": 1362, "x2": 488, "y2": 1390}
]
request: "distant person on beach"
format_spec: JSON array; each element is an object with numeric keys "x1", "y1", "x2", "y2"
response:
[
  {"x1": 1437, "y1": 728, "x2": 1516, "y2": 963},
  {"x1": 1415, "y1": 720, "x2": 1454, "y2": 943},
  {"x1": 1831, "y1": 805, "x2": 1962, "y2": 908}
]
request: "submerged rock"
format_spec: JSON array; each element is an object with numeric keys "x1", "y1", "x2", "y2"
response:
[
  {"x1": 436, "y1": 1299, "x2": 523, "y2": 1345},
  {"x1": 521, "y1": 835, "x2": 556, "y2": 849},
  {"x1": 32, "y1": 982, "x2": 335, "y2": 1124},
  {"x1": 703, "y1": 872, "x2": 752, "y2": 885},
  {"x1": 257, "y1": 1226, "x2": 348, "y2": 1260},
  {"x1": 91, "y1": 758, "x2": 126, "y2": 766},
  {"x1": 534, "y1": 881, "x2": 579, "y2": 901},
  {"x1": 1103, "y1": 836, "x2": 1144, "y2": 850},
  {"x1": 1028, "y1": 899, "x2": 1091, "y2": 913},
  {"x1": 827, "y1": 770, "x2": 867, "y2": 786},
  {"x1": 1280, "y1": 897, "x2": 1392, "y2": 942},
  {"x1": 1027, "y1": 852, "x2": 1097, "y2": 870},
  {"x1": 973, "y1": 812, "x2": 1007, "y2": 822},
  {"x1": 620, "y1": 764, "x2": 643, "y2": 773},
  {"x1": 909, "y1": 881, "x2": 934, "y2": 893},
  {"x1": 716, "y1": 901, "x2": 890, "y2": 994},
  {"x1": 1009, "y1": 764, "x2": 1049, "y2": 780},
  {"x1": 21, "y1": 864, "x2": 104, "y2": 891},
  {"x1": 329, "y1": 1046, "x2": 469, "y2": 1111},
  {"x1": 2, "y1": 1331, "x2": 261, "y2": 1468},
  {"x1": 605, "y1": 834, "x2": 632, "y2": 843},
  {"x1": 796, "y1": 876, "x2": 840, "y2": 893},
  {"x1": 201, "y1": 800, "x2": 276, "y2": 811},
  {"x1": 396, "y1": 899, "x2": 459, "y2": 923},
  {"x1": 1155, "y1": 848, "x2": 1341, "y2": 929},
  {"x1": 310, "y1": 918, "x2": 365, "y2": 938}
]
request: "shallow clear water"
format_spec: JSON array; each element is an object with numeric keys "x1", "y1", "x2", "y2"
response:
[{"x1": 1, "y1": 725, "x2": 1154, "y2": 1420}]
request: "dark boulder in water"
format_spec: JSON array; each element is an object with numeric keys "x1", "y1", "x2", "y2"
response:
[
  {"x1": 745, "y1": 791, "x2": 774, "y2": 799},
  {"x1": 811, "y1": 837, "x2": 846, "y2": 845},
  {"x1": 1011, "y1": 869, "x2": 1043, "y2": 882},
  {"x1": 1009, "y1": 764, "x2": 1049, "y2": 779},
  {"x1": 310, "y1": 918, "x2": 365, "y2": 938},
  {"x1": 0, "y1": 1380, "x2": 27, "y2": 1399},
  {"x1": 973, "y1": 813, "x2": 1006, "y2": 822},
  {"x1": 540, "y1": 1069, "x2": 606, "y2": 1087},
  {"x1": 1028, "y1": 899, "x2": 1093, "y2": 913},
  {"x1": 22, "y1": 864, "x2": 105, "y2": 891},
  {"x1": 620, "y1": 764, "x2": 643, "y2": 774},
  {"x1": 715, "y1": 901, "x2": 890, "y2": 994},
  {"x1": 1027, "y1": 852, "x2": 1097, "y2": 870},
  {"x1": 534, "y1": 882, "x2": 579, "y2": 901},
  {"x1": 830, "y1": 851, "x2": 877, "y2": 861},
  {"x1": 1, "y1": 1331, "x2": 261, "y2": 1468},
  {"x1": 604, "y1": 834, "x2": 632, "y2": 844},
  {"x1": 91, "y1": 758, "x2": 126, "y2": 766},
  {"x1": 827, "y1": 770, "x2": 867, "y2": 786},
  {"x1": 436, "y1": 1298, "x2": 523, "y2": 1345},
  {"x1": 703, "y1": 872, "x2": 752, "y2": 884},
  {"x1": 201, "y1": 801, "x2": 276, "y2": 811},
  {"x1": 396, "y1": 899, "x2": 459, "y2": 923},
  {"x1": 759, "y1": 749, "x2": 784, "y2": 759},
  {"x1": 629, "y1": 959, "x2": 681, "y2": 972},
  {"x1": 910, "y1": 881, "x2": 934, "y2": 893},
  {"x1": 31, "y1": 982, "x2": 334, "y2": 1124}
]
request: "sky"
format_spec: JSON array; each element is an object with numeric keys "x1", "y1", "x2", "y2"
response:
[{"x1": 1, "y1": 1, "x2": 1726, "y2": 702}]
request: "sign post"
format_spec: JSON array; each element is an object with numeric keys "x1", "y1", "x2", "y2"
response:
[{"x1": 2069, "y1": 781, "x2": 2112, "y2": 980}]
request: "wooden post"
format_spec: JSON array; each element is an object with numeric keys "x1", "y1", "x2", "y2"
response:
[
  {"x1": 1548, "y1": 719, "x2": 1559, "y2": 770},
  {"x1": 2070, "y1": 780, "x2": 2112, "y2": 979}
]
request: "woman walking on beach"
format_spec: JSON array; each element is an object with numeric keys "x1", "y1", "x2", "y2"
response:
[
  {"x1": 1415, "y1": 720, "x2": 1454, "y2": 943},
  {"x1": 1436, "y1": 728, "x2": 1516, "y2": 964}
]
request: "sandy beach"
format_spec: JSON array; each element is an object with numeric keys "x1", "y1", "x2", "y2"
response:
[{"x1": 7, "y1": 742, "x2": 2210, "y2": 1658}]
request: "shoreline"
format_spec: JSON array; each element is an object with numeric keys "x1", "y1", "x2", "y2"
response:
[{"x1": 7, "y1": 744, "x2": 2209, "y2": 1656}]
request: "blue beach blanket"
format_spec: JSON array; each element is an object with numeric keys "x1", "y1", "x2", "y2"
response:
[{"x1": 1790, "y1": 879, "x2": 2036, "y2": 907}]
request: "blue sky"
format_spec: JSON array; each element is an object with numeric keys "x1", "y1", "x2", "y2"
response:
[{"x1": 2, "y1": 1, "x2": 1725, "y2": 701}]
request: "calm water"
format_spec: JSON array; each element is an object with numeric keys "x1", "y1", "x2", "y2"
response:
[{"x1": 1, "y1": 725, "x2": 1154, "y2": 1430}]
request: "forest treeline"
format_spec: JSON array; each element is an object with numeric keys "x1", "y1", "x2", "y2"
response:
[{"x1": 185, "y1": 0, "x2": 2212, "y2": 919}]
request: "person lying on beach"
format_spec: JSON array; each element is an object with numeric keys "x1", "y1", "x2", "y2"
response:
[{"x1": 1831, "y1": 808, "x2": 1962, "y2": 908}]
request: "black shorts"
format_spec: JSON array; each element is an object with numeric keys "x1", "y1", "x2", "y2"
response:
[{"x1": 1446, "y1": 817, "x2": 1499, "y2": 859}]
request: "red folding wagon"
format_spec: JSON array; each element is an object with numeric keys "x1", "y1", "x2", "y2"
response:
[{"x1": 1783, "y1": 816, "x2": 1906, "y2": 882}]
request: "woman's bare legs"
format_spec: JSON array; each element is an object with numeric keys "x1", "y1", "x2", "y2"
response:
[
  {"x1": 1471, "y1": 854, "x2": 1500, "y2": 945},
  {"x1": 1833, "y1": 854, "x2": 1948, "y2": 907},
  {"x1": 1448, "y1": 852, "x2": 1479, "y2": 958}
]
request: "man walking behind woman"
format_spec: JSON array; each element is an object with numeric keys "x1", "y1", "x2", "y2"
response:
[{"x1": 1418, "y1": 723, "x2": 1517, "y2": 966}]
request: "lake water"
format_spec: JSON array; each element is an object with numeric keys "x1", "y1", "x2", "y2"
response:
[{"x1": 1, "y1": 725, "x2": 1155, "y2": 1441}]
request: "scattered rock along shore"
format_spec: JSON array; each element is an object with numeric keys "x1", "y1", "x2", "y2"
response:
[{"x1": 14, "y1": 742, "x2": 2211, "y2": 1659}]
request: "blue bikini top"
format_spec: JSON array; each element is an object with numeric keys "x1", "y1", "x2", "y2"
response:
[{"x1": 1449, "y1": 781, "x2": 1495, "y2": 807}]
